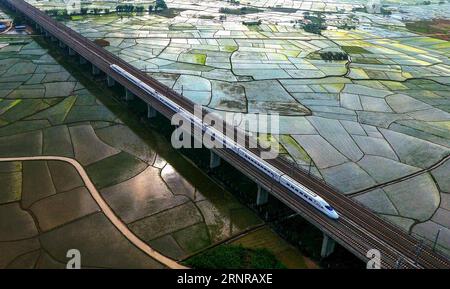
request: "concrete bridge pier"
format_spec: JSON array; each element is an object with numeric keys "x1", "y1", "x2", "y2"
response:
[
  {"x1": 147, "y1": 104, "x2": 157, "y2": 118},
  {"x1": 79, "y1": 56, "x2": 87, "y2": 65},
  {"x1": 209, "y1": 151, "x2": 221, "y2": 169},
  {"x1": 59, "y1": 40, "x2": 66, "y2": 49},
  {"x1": 68, "y1": 47, "x2": 76, "y2": 56},
  {"x1": 321, "y1": 233, "x2": 336, "y2": 258},
  {"x1": 92, "y1": 64, "x2": 100, "y2": 76},
  {"x1": 50, "y1": 35, "x2": 57, "y2": 42},
  {"x1": 107, "y1": 75, "x2": 115, "y2": 87},
  {"x1": 125, "y1": 89, "x2": 135, "y2": 101},
  {"x1": 256, "y1": 185, "x2": 269, "y2": 206}
]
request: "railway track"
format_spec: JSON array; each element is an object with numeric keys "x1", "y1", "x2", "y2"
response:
[
  {"x1": 4, "y1": 0, "x2": 450, "y2": 269},
  {"x1": 270, "y1": 158, "x2": 450, "y2": 268}
]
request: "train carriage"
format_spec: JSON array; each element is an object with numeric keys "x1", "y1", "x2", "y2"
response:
[{"x1": 109, "y1": 64, "x2": 339, "y2": 220}]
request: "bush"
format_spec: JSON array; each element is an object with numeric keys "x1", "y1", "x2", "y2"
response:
[
  {"x1": 94, "y1": 39, "x2": 110, "y2": 47},
  {"x1": 250, "y1": 248, "x2": 285, "y2": 269},
  {"x1": 184, "y1": 245, "x2": 286, "y2": 269}
]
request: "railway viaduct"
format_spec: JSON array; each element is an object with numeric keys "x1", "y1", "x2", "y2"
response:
[{"x1": 2, "y1": 0, "x2": 450, "y2": 269}]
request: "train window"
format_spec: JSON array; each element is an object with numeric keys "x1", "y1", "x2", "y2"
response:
[{"x1": 325, "y1": 206, "x2": 334, "y2": 211}]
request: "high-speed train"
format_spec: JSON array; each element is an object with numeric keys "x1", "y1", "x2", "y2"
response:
[{"x1": 110, "y1": 64, "x2": 339, "y2": 220}]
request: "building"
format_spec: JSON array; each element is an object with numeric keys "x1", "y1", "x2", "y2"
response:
[{"x1": 366, "y1": 0, "x2": 382, "y2": 14}]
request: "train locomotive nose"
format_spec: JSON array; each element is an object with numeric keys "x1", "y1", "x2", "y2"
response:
[{"x1": 329, "y1": 210, "x2": 339, "y2": 220}]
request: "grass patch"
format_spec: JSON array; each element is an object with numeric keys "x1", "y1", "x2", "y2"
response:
[
  {"x1": 154, "y1": 8, "x2": 186, "y2": 19},
  {"x1": 198, "y1": 15, "x2": 215, "y2": 20},
  {"x1": 341, "y1": 46, "x2": 371, "y2": 54},
  {"x1": 352, "y1": 57, "x2": 381, "y2": 64},
  {"x1": 169, "y1": 23, "x2": 195, "y2": 31},
  {"x1": 193, "y1": 53, "x2": 206, "y2": 65},
  {"x1": 86, "y1": 151, "x2": 147, "y2": 188},
  {"x1": 70, "y1": 15, "x2": 83, "y2": 21},
  {"x1": 219, "y1": 7, "x2": 263, "y2": 15},
  {"x1": 269, "y1": 7, "x2": 299, "y2": 13},
  {"x1": 223, "y1": 45, "x2": 238, "y2": 53},
  {"x1": 184, "y1": 244, "x2": 286, "y2": 269},
  {"x1": 405, "y1": 19, "x2": 450, "y2": 41}
]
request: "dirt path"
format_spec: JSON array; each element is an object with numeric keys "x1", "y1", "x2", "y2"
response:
[{"x1": 0, "y1": 155, "x2": 187, "y2": 269}]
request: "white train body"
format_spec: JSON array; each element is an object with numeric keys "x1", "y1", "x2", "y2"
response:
[{"x1": 110, "y1": 64, "x2": 339, "y2": 220}]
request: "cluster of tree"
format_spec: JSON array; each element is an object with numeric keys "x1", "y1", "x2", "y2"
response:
[
  {"x1": 337, "y1": 23, "x2": 356, "y2": 30},
  {"x1": 422, "y1": 1, "x2": 432, "y2": 5},
  {"x1": 320, "y1": 51, "x2": 348, "y2": 61},
  {"x1": 45, "y1": 7, "x2": 111, "y2": 17},
  {"x1": 45, "y1": 9, "x2": 66, "y2": 17},
  {"x1": 135, "y1": 6, "x2": 146, "y2": 13},
  {"x1": 115, "y1": 4, "x2": 147, "y2": 14},
  {"x1": 92, "y1": 8, "x2": 110, "y2": 15},
  {"x1": 13, "y1": 15, "x2": 27, "y2": 25},
  {"x1": 44, "y1": 2, "x2": 168, "y2": 18},
  {"x1": 303, "y1": 12, "x2": 327, "y2": 35},
  {"x1": 155, "y1": 0, "x2": 168, "y2": 10},
  {"x1": 115, "y1": 5, "x2": 137, "y2": 13},
  {"x1": 352, "y1": 7, "x2": 368, "y2": 13},
  {"x1": 148, "y1": 0, "x2": 168, "y2": 13},
  {"x1": 219, "y1": 7, "x2": 262, "y2": 15},
  {"x1": 303, "y1": 23, "x2": 324, "y2": 34},
  {"x1": 242, "y1": 20, "x2": 262, "y2": 26}
]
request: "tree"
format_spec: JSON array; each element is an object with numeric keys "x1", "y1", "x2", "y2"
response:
[
  {"x1": 136, "y1": 6, "x2": 145, "y2": 14},
  {"x1": 13, "y1": 15, "x2": 26, "y2": 25},
  {"x1": 116, "y1": 4, "x2": 135, "y2": 14},
  {"x1": 303, "y1": 22, "x2": 323, "y2": 35},
  {"x1": 319, "y1": 51, "x2": 348, "y2": 61},
  {"x1": 155, "y1": 0, "x2": 168, "y2": 11}
]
